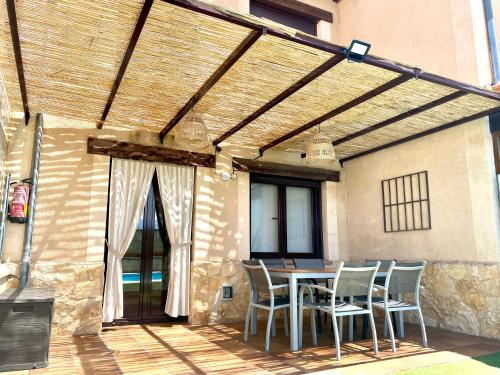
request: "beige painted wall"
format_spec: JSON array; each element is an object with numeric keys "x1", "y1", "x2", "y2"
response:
[
  {"x1": 337, "y1": 0, "x2": 492, "y2": 86},
  {"x1": 344, "y1": 119, "x2": 500, "y2": 262}
]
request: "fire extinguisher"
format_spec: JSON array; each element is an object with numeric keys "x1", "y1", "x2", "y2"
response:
[{"x1": 8, "y1": 178, "x2": 32, "y2": 224}]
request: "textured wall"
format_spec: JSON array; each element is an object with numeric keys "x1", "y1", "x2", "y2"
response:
[
  {"x1": 409, "y1": 261, "x2": 500, "y2": 340},
  {"x1": 344, "y1": 119, "x2": 500, "y2": 263}
]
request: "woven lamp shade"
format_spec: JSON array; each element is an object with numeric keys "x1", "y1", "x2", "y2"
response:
[
  {"x1": 175, "y1": 110, "x2": 211, "y2": 152},
  {"x1": 305, "y1": 131, "x2": 336, "y2": 163}
]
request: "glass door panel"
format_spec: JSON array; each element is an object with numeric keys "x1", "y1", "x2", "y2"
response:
[
  {"x1": 149, "y1": 185, "x2": 170, "y2": 318},
  {"x1": 119, "y1": 172, "x2": 171, "y2": 322},
  {"x1": 121, "y1": 215, "x2": 144, "y2": 320},
  {"x1": 250, "y1": 183, "x2": 279, "y2": 253},
  {"x1": 286, "y1": 186, "x2": 313, "y2": 253}
]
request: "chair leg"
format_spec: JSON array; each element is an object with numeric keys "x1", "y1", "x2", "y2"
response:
[
  {"x1": 332, "y1": 314, "x2": 341, "y2": 361},
  {"x1": 298, "y1": 306, "x2": 303, "y2": 349},
  {"x1": 271, "y1": 314, "x2": 277, "y2": 337},
  {"x1": 310, "y1": 308, "x2": 318, "y2": 346},
  {"x1": 417, "y1": 308, "x2": 428, "y2": 348},
  {"x1": 368, "y1": 312, "x2": 378, "y2": 355},
  {"x1": 284, "y1": 308, "x2": 289, "y2": 337},
  {"x1": 338, "y1": 316, "x2": 343, "y2": 343},
  {"x1": 244, "y1": 305, "x2": 252, "y2": 342},
  {"x1": 265, "y1": 310, "x2": 274, "y2": 352},
  {"x1": 383, "y1": 313, "x2": 388, "y2": 337},
  {"x1": 385, "y1": 308, "x2": 396, "y2": 352}
]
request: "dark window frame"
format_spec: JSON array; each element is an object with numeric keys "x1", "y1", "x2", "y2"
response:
[
  {"x1": 250, "y1": 173, "x2": 323, "y2": 259},
  {"x1": 250, "y1": 0, "x2": 319, "y2": 36}
]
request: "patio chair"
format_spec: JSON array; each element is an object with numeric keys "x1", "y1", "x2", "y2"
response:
[
  {"x1": 293, "y1": 258, "x2": 328, "y2": 332},
  {"x1": 258, "y1": 258, "x2": 288, "y2": 284},
  {"x1": 372, "y1": 261, "x2": 428, "y2": 352},
  {"x1": 298, "y1": 261, "x2": 381, "y2": 361},
  {"x1": 241, "y1": 259, "x2": 290, "y2": 352}
]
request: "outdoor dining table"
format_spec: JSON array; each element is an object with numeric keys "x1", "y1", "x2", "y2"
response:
[{"x1": 266, "y1": 267, "x2": 388, "y2": 352}]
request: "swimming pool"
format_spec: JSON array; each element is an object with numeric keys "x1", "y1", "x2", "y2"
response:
[{"x1": 123, "y1": 271, "x2": 163, "y2": 283}]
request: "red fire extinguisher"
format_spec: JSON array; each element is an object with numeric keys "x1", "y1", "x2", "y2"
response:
[{"x1": 9, "y1": 178, "x2": 31, "y2": 223}]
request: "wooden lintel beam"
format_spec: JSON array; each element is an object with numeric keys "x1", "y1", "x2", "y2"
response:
[
  {"x1": 333, "y1": 91, "x2": 467, "y2": 146},
  {"x1": 87, "y1": 137, "x2": 215, "y2": 168},
  {"x1": 6, "y1": 0, "x2": 29, "y2": 124},
  {"x1": 232, "y1": 157, "x2": 339, "y2": 182},
  {"x1": 97, "y1": 0, "x2": 154, "y2": 129},
  {"x1": 159, "y1": 29, "x2": 262, "y2": 141},
  {"x1": 162, "y1": 0, "x2": 500, "y2": 101},
  {"x1": 259, "y1": 74, "x2": 412, "y2": 153},
  {"x1": 339, "y1": 107, "x2": 500, "y2": 164},
  {"x1": 213, "y1": 54, "x2": 345, "y2": 146}
]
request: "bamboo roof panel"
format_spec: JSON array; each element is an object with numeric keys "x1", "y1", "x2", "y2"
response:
[
  {"x1": 0, "y1": 0, "x2": 499, "y2": 160},
  {"x1": 0, "y1": 1, "x2": 22, "y2": 112},
  {"x1": 231, "y1": 60, "x2": 400, "y2": 147},
  {"x1": 195, "y1": 34, "x2": 332, "y2": 140},
  {"x1": 335, "y1": 93, "x2": 500, "y2": 157},
  {"x1": 1, "y1": 0, "x2": 144, "y2": 121},
  {"x1": 275, "y1": 78, "x2": 459, "y2": 152},
  {"x1": 104, "y1": 1, "x2": 252, "y2": 132}
]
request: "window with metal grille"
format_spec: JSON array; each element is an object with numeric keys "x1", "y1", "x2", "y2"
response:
[{"x1": 382, "y1": 171, "x2": 431, "y2": 232}]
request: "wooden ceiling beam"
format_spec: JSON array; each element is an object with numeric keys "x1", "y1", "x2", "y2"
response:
[
  {"x1": 333, "y1": 91, "x2": 467, "y2": 146},
  {"x1": 339, "y1": 107, "x2": 500, "y2": 164},
  {"x1": 6, "y1": 0, "x2": 29, "y2": 124},
  {"x1": 97, "y1": 0, "x2": 154, "y2": 129},
  {"x1": 159, "y1": 29, "x2": 262, "y2": 142},
  {"x1": 259, "y1": 74, "x2": 412, "y2": 154},
  {"x1": 232, "y1": 157, "x2": 339, "y2": 181},
  {"x1": 87, "y1": 137, "x2": 215, "y2": 167},
  {"x1": 213, "y1": 54, "x2": 345, "y2": 146}
]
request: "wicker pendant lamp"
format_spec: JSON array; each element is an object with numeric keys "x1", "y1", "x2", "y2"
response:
[
  {"x1": 174, "y1": 109, "x2": 210, "y2": 152},
  {"x1": 305, "y1": 125, "x2": 336, "y2": 164}
]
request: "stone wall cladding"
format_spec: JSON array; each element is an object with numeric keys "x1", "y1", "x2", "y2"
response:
[
  {"x1": 190, "y1": 260, "x2": 249, "y2": 325},
  {"x1": 409, "y1": 261, "x2": 500, "y2": 339},
  {"x1": 28, "y1": 262, "x2": 104, "y2": 336}
]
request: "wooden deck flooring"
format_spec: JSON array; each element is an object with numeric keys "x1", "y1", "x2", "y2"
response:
[{"x1": 6, "y1": 321, "x2": 500, "y2": 374}]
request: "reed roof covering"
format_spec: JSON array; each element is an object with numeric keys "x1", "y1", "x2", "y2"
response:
[{"x1": 1, "y1": 0, "x2": 500, "y2": 161}]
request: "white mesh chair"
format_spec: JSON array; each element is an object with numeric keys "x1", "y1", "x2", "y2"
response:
[
  {"x1": 372, "y1": 261, "x2": 428, "y2": 352},
  {"x1": 298, "y1": 261, "x2": 380, "y2": 360},
  {"x1": 241, "y1": 259, "x2": 289, "y2": 352}
]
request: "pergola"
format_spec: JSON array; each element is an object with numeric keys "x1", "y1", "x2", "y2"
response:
[{"x1": 2, "y1": 0, "x2": 500, "y2": 163}]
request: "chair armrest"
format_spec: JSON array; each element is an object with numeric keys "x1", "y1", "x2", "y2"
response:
[
  {"x1": 270, "y1": 284, "x2": 289, "y2": 290},
  {"x1": 372, "y1": 284, "x2": 387, "y2": 292},
  {"x1": 299, "y1": 284, "x2": 334, "y2": 294}
]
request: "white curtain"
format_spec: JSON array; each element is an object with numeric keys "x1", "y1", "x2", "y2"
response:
[
  {"x1": 102, "y1": 158, "x2": 155, "y2": 322},
  {"x1": 156, "y1": 163, "x2": 195, "y2": 317}
]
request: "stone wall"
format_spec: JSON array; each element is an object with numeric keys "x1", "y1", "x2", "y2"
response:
[
  {"x1": 409, "y1": 261, "x2": 500, "y2": 339},
  {"x1": 190, "y1": 260, "x2": 248, "y2": 325},
  {"x1": 0, "y1": 261, "x2": 103, "y2": 336},
  {"x1": 24, "y1": 261, "x2": 104, "y2": 336}
]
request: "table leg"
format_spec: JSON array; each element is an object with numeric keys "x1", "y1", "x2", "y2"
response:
[{"x1": 289, "y1": 275, "x2": 299, "y2": 351}]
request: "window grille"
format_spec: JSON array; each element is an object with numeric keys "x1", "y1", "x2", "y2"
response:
[{"x1": 382, "y1": 171, "x2": 431, "y2": 232}]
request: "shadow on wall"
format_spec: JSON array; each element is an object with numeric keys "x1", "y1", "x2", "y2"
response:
[
  {"x1": 31, "y1": 127, "x2": 110, "y2": 263},
  {"x1": 190, "y1": 148, "x2": 252, "y2": 325}
]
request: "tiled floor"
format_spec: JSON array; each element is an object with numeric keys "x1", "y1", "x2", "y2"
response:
[{"x1": 6, "y1": 320, "x2": 500, "y2": 374}]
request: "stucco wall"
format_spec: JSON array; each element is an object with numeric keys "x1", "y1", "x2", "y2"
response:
[
  {"x1": 344, "y1": 119, "x2": 500, "y2": 262},
  {"x1": 337, "y1": 0, "x2": 492, "y2": 86}
]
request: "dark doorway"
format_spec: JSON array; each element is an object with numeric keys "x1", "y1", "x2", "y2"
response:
[{"x1": 120, "y1": 172, "x2": 171, "y2": 322}]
